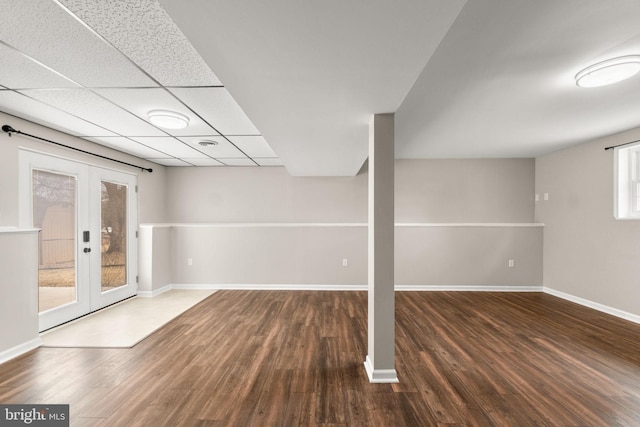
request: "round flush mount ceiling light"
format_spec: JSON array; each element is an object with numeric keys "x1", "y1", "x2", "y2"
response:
[
  {"x1": 575, "y1": 56, "x2": 640, "y2": 88},
  {"x1": 147, "y1": 110, "x2": 190, "y2": 129}
]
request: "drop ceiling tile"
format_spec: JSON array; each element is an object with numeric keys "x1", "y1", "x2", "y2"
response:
[
  {"x1": 84, "y1": 136, "x2": 169, "y2": 159},
  {"x1": 255, "y1": 158, "x2": 284, "y2": 166},
  {"x1": 20, "y1": 89, "x2": 166, "y2": 136},
  {"x1": 170, "y1": 87, "x2": 260, "y2": 135},
  {"x1": 95, "y1": 88, "x2": 219, "y2": 136},
  {"x1": 0, "y1": 42, "x2": 80, "y2": 89},
  {"x1": 217, "y1": 158, "x2": 259, "y2": 166},
  {"x1": 147, "y1": 158, "x2": 193, "y2": 167},
  {"x1": 59, "y1": 0, "x2": 221, "y2": 86},
  {"x1": 227, "y1": 135, "x2": 277, "y2": 157},
  {"x1": 0, "y1": 0, "x2": 155, "y2": 88},
  {"x1": 177, "y1": 136, "x2": 245, "y2": 158},
  {"x1": 181, "y1": 158, "x2": 225, "y2": 166},
  {"x1": 130, "y1": 136, "x2": 209, "y2": 158},
  {"x1": 0, "y1": 90, "x2": 116, "y2": 137}
]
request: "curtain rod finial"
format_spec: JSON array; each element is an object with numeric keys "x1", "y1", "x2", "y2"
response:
[{"x1": 2, "y1": 125, "x2": 17, "y2": 134}]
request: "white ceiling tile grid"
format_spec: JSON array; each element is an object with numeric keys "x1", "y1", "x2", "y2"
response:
[
  {"x1": 216, "y1": 158, "x2": 261, "y2": 167},
  {"x1": 85, "y1": 136, "x2": 170, "y2": 159},
  {"x1": 169, "y1": 88, "x2": 261, "y2": 135},
  {"x1": 0, "y1": 0, "x2": 280, "y2": 169},
  {"x1": 0, "y1": 91, "x2": 116, "y2": 137},
  {"x1": 0, "y1": 0, "x2": 156, "y2": 88},
  {"x1": 129, "y1": 137, "x2": 210, "y2": 159},
  {"x1": 0, "y1": 42, "x2": 80, "y2": 89},
  {"x1": 58, "y1": 0, "x2": 222, "y2": 87},
  {"x1": 146, "y1": 158, "x2": 195, "y2": 167},
  {"x1": 181, "y1": 158, "x2": 226, "y2": 167},
  {"x1": 177, "y1": 136, "x2": 246, "y2": 158},
  {"x1": 95, "y1": 88, "x2": 220, "y2": 136}
]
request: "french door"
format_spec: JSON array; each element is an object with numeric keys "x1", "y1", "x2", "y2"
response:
[{"x1": 20, "y1": 150, "x2": 138, "y2": 331}]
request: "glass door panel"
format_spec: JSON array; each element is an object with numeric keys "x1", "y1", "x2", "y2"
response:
[
  {"x1": 21, "y1": 150, "x2": 137, "y2": 331},
  {"x1": 21, "y1": 151, "x2": 91, "y2": 331},
  {"x1": 90, "y1": 167, "x2": 137, "y2": 310},
  {"x1": 100, "y1": 181, "x2": 127, "y2": 293},
  {"x1": 32, "y1": 170, "x2": 77, "y2": 313}
]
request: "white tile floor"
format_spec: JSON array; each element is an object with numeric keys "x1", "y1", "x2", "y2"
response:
[{"x1": 40, "y1": 289, "x2": 216, "y2": 348}]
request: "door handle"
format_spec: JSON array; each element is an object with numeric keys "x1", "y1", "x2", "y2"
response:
[{"x1": 84, "y1": 247, "x2": 92, "y2": 253}]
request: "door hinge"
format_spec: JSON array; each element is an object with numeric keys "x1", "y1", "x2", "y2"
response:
[
  {"x1": 135, "y1": 185, "x2": 138, "y2": 193},
  {"x1": 136, "y1": 230, "x2": 138, "y2": 238},
  {"x1": 136, "y1": 275, "x2": 139, "y2": 283}
]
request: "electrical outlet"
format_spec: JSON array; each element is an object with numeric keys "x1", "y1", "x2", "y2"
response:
[
  {"x1": 535, "y1": 194, "x2": 540, "y2": 202},
  {"x1": 188, "y1": 258, "x2": 193, "y2": 266},
  {"x1": 342, "y1": 259, "x2": 349, "y2": 267},
  {"x1": 543, "y1": 193, "x2": 549, "y2": 201},
  {"x1": 508, "y1": 259, "x2": 515, "y2": 268}
]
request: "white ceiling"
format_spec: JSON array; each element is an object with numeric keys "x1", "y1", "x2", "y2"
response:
[
  {"x1": 0, "y1": 0, "x2": 280, "y2": 168},
  {"x1": 2, "y1": 1, "x2": 640, "y2": 176}
]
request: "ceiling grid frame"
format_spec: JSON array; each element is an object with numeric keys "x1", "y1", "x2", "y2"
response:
[{"x1": 0, "y1": 0, "x2": 280, "y2": 168}]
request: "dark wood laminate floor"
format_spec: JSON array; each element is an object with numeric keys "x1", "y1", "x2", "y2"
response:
[{"x1": 1, "y1": 291, "x2": 640, "y2": 426}]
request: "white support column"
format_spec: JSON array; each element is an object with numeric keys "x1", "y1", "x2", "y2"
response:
[{"x1": 364, "y1": 113, "x2": 398, "y2": 383}]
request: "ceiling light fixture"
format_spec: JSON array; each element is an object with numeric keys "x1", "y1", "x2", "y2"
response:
[
  {"x1": 575, "y1": 55, "x2": 640, "y2": 88},
  {"x1": 198, "y1": 140, "x2": 219, "y2": 146},
  {"x1": 147, "y1": 110, "x2": 190, "y2": 129}
]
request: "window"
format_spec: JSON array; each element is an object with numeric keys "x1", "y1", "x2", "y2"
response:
[{"x1": 615, "y1": 143, "x2": 640, "y2": 219}]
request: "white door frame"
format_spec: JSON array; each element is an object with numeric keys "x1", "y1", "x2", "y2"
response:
[{"x1": 19, "y1": 149, "x2": 138, "y2": 331}]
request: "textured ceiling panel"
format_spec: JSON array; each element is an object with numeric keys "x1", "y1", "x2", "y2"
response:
[
  {"x1": 177, "y1": 136, "x2": 246, "y2": 158},
  {"x1": 129, "y1": 136, "x2": 209, "y2": 158},
  {"x1": 0, "y1": 0, "x2": 272, "y2": 169},
  {"x1": 147, "y1": 158, "x2": 193, "y2": 166},
  {"x1": 254, "y1": 158, "x2": 284, "y2": 166},
  {"x1": 217, "y1": 158, "x2": 258, "y2": 166},
  {"x1": 170, "y1": 87, "x2": 260, "y2": 135},
  {"x1": 0, "y1": 0, "x2": 155, "y2": 88},
  {"x1": 227, "y1": 135, "x2": 277, "y2": 157},
  {"x1": 20, "y1": 89, "x2": 166, "y2": 136},
  {"x1": 84, "y1": 136, "x2": 170, "y2": 159},
  {"x1": 59, "y1": 0, "x2": 221, "y2": 86},
  {"x1": 0, "y1": 42, "x2": 79, "y2": 89},
  {"x1": 95, "y1": 88, "x2": 220, "y2": 136},
  {"x1": 181, "y1": 158, "x2": 225, "y2": 166},
  {"x1": 0, "y1": 91, "x2": 116, "y2": 137}
]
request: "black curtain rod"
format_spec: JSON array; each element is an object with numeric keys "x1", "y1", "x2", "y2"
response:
[
  {"x1": 604, "y1": 139, "x2": 640, "y2": 151},
  {"x1": 2, "y1": 124, "x2": 153, "y2": 173}
]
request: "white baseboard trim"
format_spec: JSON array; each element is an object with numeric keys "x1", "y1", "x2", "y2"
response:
[
  {"x1": 364, "y1": 355, "x2": 399, "y2": 383},
  {"x1": 395, "y1": 285, "x2": 543, "y2": 292},
  {"x1": 172, "y1": 283, "x2": 368, "y2": 291},
  {"x1": 543, "y1": 287, "x2": 640, "y2": 325},
  {"x1": 137, "y1": 284, "x2": 173, "y2": 298},
  {"x1": 0, "y1": 338, "x2": 41, "y2": 365},
  {"x1": 170, "y1": 284, "x2": 543, "y2": 292}
]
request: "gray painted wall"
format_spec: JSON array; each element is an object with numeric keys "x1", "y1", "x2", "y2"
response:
[
  {"x1": 159, "y1": 159, "x2": 540, "y2": 288},
  {"x1": 536, "y1": 127, "x2": 640, "y2": 317},
  {"x1": 0, "y1": 230, "x2": 39, "y2": 362},
  {"x1": 166, "y1": 158, "x2": 535, "y2": 223},
  {"x1": 396, "y1": 159, "x2": 535, "y2": 222}
]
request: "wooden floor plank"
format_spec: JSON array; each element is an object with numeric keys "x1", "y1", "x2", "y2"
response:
[{"x1": 1, "y1": 290, "x2": 640, "y2": 425}]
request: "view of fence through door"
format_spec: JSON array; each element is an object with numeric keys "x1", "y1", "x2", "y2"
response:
[
  {"x1": 32, "y1": 169, "x2": 78, "y2": 313},
  {"x1": 21, "y1": 150, "x2": 138, "y2": 331},
  {"x1": 100, "y1": 181, "x2": 127, "y2": 293}
]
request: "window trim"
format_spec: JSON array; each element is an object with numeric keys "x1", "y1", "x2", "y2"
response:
[{"x1": 614, "y1": 142, "x2": 640, "y2": 219}]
